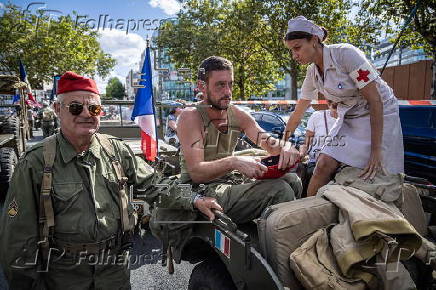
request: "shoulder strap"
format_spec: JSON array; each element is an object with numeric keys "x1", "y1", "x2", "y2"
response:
[
  {"x1": 39, "y1": 134, "x2": 57, "y2": 264},
  {"x1": 197, "y1": 105, "x2": 210, "y2": 128},
  {"x1": 323, "y1": 110, "x2": 329, "y2": 135},
  {"x1": 196, "y1": 106, "x2": 211, "y2": 147},
  {"x1": 95, "y1": 133, "x2": 117, "y2": 158},
  {"x1": 227, "y1": 105, "x2": 240, "y2": 131},
  {"x1": 95, "y1": 133, "x2": 133, "y2": 232}
]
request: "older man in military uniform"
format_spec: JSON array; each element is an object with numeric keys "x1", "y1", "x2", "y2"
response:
[{"x1": 0, "y1": 71, "x2": 219, "y2": 290}]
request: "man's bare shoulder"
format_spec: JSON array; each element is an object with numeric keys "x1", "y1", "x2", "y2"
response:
[
  {"x1": 231, "y1": 105, "x2": 255, "y2": 128},
  {"x1": 178, "y1": 107, "x2": 202, "y2": 125},
  {"x1": 178, "y1": 107, "x2": 201, "y2": 121}
]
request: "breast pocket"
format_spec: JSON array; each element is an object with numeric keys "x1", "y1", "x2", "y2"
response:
[
  {"x1": 52, "y1": 182, "x2": 83, "y2": 214},
  {"x1": 324, "y1": 70, "x2": 357, "y2": 99}
]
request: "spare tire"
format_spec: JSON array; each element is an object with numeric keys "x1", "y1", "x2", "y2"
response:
[
  {"x1": 188, "y1": 258, "x2": 237, "y2": 290},
  {"x1": 3, "y1": 116, "x2": 23, "y2": 155},
  {"x1": 0, "y1": 147, "x2": 18, "y2": 202}
]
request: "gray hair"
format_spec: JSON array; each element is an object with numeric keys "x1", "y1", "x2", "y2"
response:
[
  {"x1": 56, "y1": 93, "x2": 65, "y2": 103},
  {"x1": 55, "y1": 93, "x2": 100, "y2": 104}
]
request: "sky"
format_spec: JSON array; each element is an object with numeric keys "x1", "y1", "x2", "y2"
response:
[{"x1": 4, "y1": 0, "x2": 183, "y2": 91}]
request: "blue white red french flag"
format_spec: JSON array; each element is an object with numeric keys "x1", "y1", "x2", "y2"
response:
[
  {"x1": 215, "y1": 229, "x2": 231, "y2": 258},
  {"x1": 19, "y1": 60, "x2": 41, "y2": 107},
  {"x1": 131, "y1": 46, "x2": 157, "y2": 161}
]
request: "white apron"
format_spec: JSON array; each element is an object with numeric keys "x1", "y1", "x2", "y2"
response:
[{"x1": 302, "y1": 44, "x2": 404, "y2": 174}]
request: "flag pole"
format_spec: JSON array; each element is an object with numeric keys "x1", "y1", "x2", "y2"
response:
[{"x1": 147, "y1": 38, "x2": 160, "y2": 160}]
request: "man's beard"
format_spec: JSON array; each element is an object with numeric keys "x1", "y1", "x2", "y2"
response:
[{"x1": 206, "y1": 88, "x2": 231, "y2": 110}]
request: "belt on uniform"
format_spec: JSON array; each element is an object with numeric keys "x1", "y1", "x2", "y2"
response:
[
  {"x1": 211, "y1": 171, "x2": 245, "y2": 185},
  {"x1": 54, "y1": 234, "x2": 121, "y2": 255}
]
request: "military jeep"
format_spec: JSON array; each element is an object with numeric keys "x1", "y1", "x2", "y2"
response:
[
  {"x1": 0, "y1": 75, "x2": 28, "y2": 202},
  {"x1": 148, "y1": 146, "x2": 436, "y2": 289},
  {"x1": 161, "y1": 175, "x2": 435, "y2": 290}
]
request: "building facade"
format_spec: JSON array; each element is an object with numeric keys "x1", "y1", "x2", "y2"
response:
[{"x1": 371, "y1": 38, "x2": 431, "y2": 69}]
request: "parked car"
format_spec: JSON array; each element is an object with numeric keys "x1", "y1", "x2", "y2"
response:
[
  {"x1": 235, "y1": 105, "x2": 253, "y2": 114},
  {"x1": 399, "y1": 105, "x2": 436, "y2": 184},
  {"x1": 236, "y1": 111, "x2": 309, "y2": 150}
]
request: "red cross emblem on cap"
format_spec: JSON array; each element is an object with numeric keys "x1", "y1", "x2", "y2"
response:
[{"x1": 356, "y1": 69, "x2": 370, "y2": 82}]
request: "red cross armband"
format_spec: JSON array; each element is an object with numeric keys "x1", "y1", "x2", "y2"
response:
[{"x1": 349, "y1": 62, "x2": 379, "y2": 89}]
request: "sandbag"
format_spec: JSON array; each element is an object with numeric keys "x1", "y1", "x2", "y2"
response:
[
  {"x1": 400, "y1": 183, "x2": 428, "y2": 236},
  {"x1": 257, "y1": 197, "x2": 338, "y2": 288},
  {"x1": 289, "y1": 227, "x2": 366, "y2": 290},
  {"x1": 332, "y1": 167, "x2": 428, "y2": 236}
]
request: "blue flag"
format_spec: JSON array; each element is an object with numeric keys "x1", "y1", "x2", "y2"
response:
[
  {"x1": 12, "y1": 94, "x2": 20, "y2": 103},
  {"x1": 130, "y1": 46, "x2": 158, "y2": 161},
  {"x1": 19, "y1": 60, "x2": 27, "y2": 82},
  {"x1": 131, "y1": 47, "x2": 155, "y2": 119}
]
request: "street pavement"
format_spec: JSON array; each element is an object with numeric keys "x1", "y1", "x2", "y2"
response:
[
  {"x1": 129, "y1": 231, "x2": 195, "y2": 290},
  {"x1": 0, "y1": 128, "x2": 195, "y2": 290}
]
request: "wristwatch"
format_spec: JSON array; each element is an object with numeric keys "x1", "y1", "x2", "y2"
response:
[{"x1": 192, "y1": 193, "x2": 205, "y2": 206}]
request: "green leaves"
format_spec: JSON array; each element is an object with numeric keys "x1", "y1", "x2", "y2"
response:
[
  {"x1": 360, "y1": 0, "x2": 435, "y2": 55},
  {"x1": 0, "y1": 5, "x2": 115, "y2": 89},
  {"x1": 156, "y1": 0, "x2": 283, "y2": 99},
  {"x1": 156, "y1": 0, "x2": 364, "y2": 99},
  {"x1": 105, "y1": 77, "x2": 125, "y2": 100}
]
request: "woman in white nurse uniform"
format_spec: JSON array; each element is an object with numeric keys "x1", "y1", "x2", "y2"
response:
[{"x1": 283, "y1": 16, "x2": 404, "y2": 196}]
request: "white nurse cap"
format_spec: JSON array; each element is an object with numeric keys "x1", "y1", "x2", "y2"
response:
[{"x1": 286, "y1": 16, "x2": 325, "y2": 40}]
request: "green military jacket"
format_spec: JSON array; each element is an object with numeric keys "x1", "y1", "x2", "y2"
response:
[{"x1": 0, "y1": 132, "x2": 194, "y2": 286}]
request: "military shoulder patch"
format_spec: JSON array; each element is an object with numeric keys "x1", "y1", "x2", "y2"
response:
[{"x1": 7, "y1": 198, "x2": 19, "y2": 218}]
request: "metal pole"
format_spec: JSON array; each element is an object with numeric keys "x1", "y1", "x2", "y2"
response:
[
  {"x1": 158, "y1": 48, "x2": 165, "y2": 139},
  {"x1": 19, "y1": 88, "x2": 27, "y2": 154},
  {"x1": 119, "y1": 104, "x2": 123, "y2": 126}
]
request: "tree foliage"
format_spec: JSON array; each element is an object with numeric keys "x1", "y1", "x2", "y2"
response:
[
  {"x1": 156, "y1": 0, "x2": 377, "y2": 99},
  {"x1": 156, "y1": 0, "x2": 282, "y2": 99},
  {"x1": 360, "y1": 0, "x2": 435, "y2": 97},
  {"x1": 360, "y1": 0, "x2": 435, "y2": 54},
  {"x1": 105, "y1": 77, "x2": 125, "y2": 99},
  {"x1": 252, "y1": 0, "x2": 382, "y2": 98},
  {"x1": 0, "y1": 4, "x2": 116, "y2": 89}
]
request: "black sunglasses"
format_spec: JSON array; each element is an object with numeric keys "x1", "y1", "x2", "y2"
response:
[{"x1": 64, "y1": 102, "x2": 102, "y2": 117}]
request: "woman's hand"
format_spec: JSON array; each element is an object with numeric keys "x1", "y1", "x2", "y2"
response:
[
  {"x1": 278, "y1": 140, "x2": 300, "y2": 170},
  {"x1": 299, "y1": 144, "x2": 308, "y2": 160},
  {"x1": 360, "y1": 82, "x2": 386, "y2": 180},
  {"x1": 359, "y1": 149, "x2": 387, "y2": 180},
  {"x1": 260, "y1": 138, "x2": 299, "y2": 170}
]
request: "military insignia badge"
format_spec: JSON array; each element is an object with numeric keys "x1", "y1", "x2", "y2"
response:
[{"x1": 7, "y1": 199, "x2": 18, "y2": 218}]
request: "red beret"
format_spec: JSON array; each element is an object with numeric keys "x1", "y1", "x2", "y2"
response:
[{"x1": 57, "y1": 71, "x2": 99, "y2": 95}]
